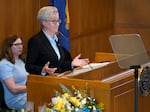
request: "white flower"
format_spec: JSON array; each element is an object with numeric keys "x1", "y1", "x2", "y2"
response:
[
  {"x1": 75, "y1": 107, "x2": 80, "y2": 111},
  {"x1": 51, "y1": 97, "x2": 56, "y2": 104},
  {"x1": 77, "y1": 92, "x2": 82, "y2": 98},
  {"x1": 81, "y1": 98, "x2": 87, "y2": 105},
  {"x1": 65, "y1": 101, "x2": 72, "y2": 110}
]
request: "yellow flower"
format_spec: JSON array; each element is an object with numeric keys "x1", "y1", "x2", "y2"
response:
[
  {"x1": 63, "y1": 93, "x2": 70, "y2": 99},
  {"x1": 46, "y1": 84, "x2": 104, "y2": 112},
  {"x1": 53, "y1": 96, "x2": 66, "y2": 111},
  {"x1": 88, "y1": 106, "x2": 92, "y2": 109},
  {"x1": 69, "y1": 97, "x2": 82, "y2": 107}
]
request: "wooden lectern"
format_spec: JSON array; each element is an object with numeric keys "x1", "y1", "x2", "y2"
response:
[{"x1": 27, "y1": 52, "x2": 150, "y2": 112}]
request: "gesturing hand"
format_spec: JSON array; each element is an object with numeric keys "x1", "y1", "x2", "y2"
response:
[
  {"x1": 42, "y1": 61, "x2": 57, "y2": 75},
  {"x1": 72, "y1": 54, "x2": 89, "y2": 67}
]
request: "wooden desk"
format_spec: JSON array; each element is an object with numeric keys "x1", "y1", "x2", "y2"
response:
[
  {"x1": 27, "y1": 52, "x2": 150, "y2": 112},
  {"x1": 95, "y1": 52, "x2": 116, "y2": 62},
  {"x1": 27, "y1": 75, "x2": 110, "y2": 112}
]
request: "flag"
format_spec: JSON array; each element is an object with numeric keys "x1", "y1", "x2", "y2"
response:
[{"x1": 50, "y1": 0, "x2": 70, "y2": 52}]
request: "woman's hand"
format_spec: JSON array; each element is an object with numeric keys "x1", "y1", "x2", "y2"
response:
[
  {"x1": 42, "y1": 61, "x2": 57, "y2": 75},
  {"x1": 72, "y1": 54, "x2": 89, "y2": 67}
]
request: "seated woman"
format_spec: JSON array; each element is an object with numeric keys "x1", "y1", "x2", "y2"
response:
[{"x1": 0, "y1": 35, "x2": 29, "y2": 111}]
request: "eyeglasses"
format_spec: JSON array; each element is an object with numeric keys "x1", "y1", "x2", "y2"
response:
[
  {"x1": 12, "y1": 43, "x2": 24, "y2": 46},
  {"x1": 49, "y1": 19, "x2": 61, "y2": 24}
]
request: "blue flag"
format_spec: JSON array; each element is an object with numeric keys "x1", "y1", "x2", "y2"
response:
[{"x1": 50, "y1": 0, "x2": 70, "y2": 52}]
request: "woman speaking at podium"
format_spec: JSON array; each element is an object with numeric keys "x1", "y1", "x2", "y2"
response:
[{"x1": 25, "y1": 6, "x2": 89, "y2": 75}]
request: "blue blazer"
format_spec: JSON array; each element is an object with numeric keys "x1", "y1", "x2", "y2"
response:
[{"x1": 25, "y1": 30, "x2": 72, "y2": 75}]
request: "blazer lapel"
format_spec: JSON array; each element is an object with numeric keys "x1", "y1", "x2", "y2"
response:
[{"x1": 40, "y1": 31, "x2": 59, "y2": 60}]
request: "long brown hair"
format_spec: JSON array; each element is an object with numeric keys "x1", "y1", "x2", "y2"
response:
[{"x1": 0, "y1": 35, "x2": 25, "y2": 64}]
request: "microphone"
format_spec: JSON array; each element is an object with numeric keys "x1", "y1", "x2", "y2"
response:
[
  {"x1": 56, "y1": 31, "x2": 70, "y2": 52},
  {"x1": 57, "y1": 31, "x2": 68, "y2": 39}
]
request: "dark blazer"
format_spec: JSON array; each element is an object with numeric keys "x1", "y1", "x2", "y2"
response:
[{"x1": 25, "y1": 30, "x2": 72, "y2": 75}]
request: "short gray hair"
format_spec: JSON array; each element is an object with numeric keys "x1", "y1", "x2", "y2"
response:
[{"x1": 37, "y1": 6, "x2": 58, "y2": 22}]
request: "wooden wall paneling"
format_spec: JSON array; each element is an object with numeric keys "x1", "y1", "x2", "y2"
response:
[
  {"x1": 69, "y1": 0, "x2": 114, "y2": 36},
  {"x1": 114, "y1": 0, "x2": 150, "y2": 53},
  {"x1": 0, "y1": 0, "x2": 114, "y2": 61},
  {"x1": 1, "y1": 0, "x2": 150, "y2": 62},
  {"x1": 114, "y1": 0, "x2": 150, "y2": 25},
  {"x1": 71, "y1": 30, "x2": 113, "y2": 62},
  {"x1": 40, "y1": 0, "x2": 50, "y2": 7},
  {"x1": 69, "y1": 0, "x2": 114, "y2": 61},
  {"x1": 0, "y1": 0, "x2": 50, "y2": 53},
  {"x1": 68, "y1": 0, "x2": 82, "y2": 37}
]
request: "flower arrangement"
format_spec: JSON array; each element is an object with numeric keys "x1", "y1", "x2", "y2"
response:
[{"x1": 45, "y1": 84, "x2": 104, "y2": 112}]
